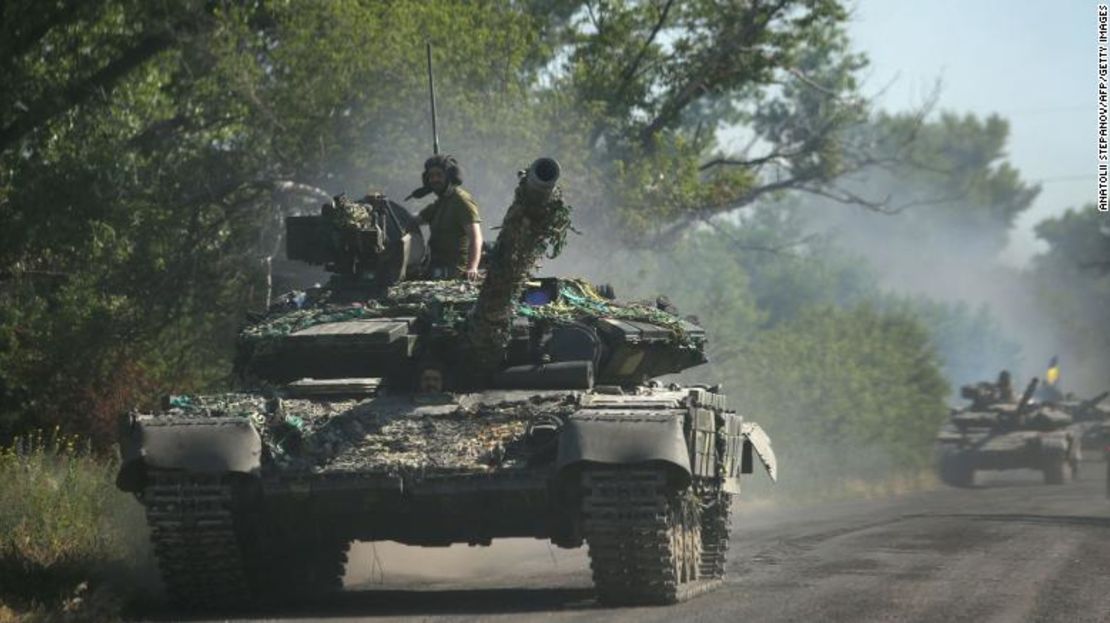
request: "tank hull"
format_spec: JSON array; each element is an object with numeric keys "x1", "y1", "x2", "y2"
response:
[
  {"x1": 120, "y1": 385, "x2": 775, "y2": 608},
  {"x1": 935, "y1": 425, "x2": 1080, "y2": 486}
]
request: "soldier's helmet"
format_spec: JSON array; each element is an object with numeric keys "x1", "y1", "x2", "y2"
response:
[{"x1": 423, "y1": 154, "x2": 462, "y2": 186}]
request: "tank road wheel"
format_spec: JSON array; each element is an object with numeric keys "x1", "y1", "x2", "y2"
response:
[
  {"x1": 938, "y1": 449, "x2": 974, "y2": 488},
  {"x1": 698, "y1": 487, "x2": 732, "y2": 580},
  {"x1": 580, "y1": 467, "x2": 704, "y2": 605},
  {"x1": 142, "y1": 472, "x2": 250, "y2": 610},
  {"x1": 1043, "y1": 454, "x2": 1073, "y2": 485}
]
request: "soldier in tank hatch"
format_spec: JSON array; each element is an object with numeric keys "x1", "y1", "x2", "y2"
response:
[{"x1": 407, "y1": 155, "x2": 483, "y2": 281}]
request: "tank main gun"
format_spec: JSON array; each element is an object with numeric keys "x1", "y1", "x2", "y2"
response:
[
  {"x1": 1017, "y1": 378, "x2": 1039, "y2": 412},
  {"x1": 1077, "y1": 390, "x2": 1110, "y2": 417},
  {"x1": 466, "y1": 158, "x2": 568, "y2": 378},
  {"x1": 1007, "y1": 377, "x2": 1040, "y2": 428}
]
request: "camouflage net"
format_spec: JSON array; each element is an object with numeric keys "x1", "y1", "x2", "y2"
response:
[
  {"x1": 467, "y1": 183, "x2": 576, "y2": 373},
  {"x1": 160, "y1": 392, "x2": 578, "y2": 476},
  {"x1": 517, "y1": 279, "x2": 703, "y2": 348},
  {"x1": 241, "y1": 305, "x2": 396, "y2": 342},
  {"x1": 328, "y1": 195, "x2": 381, "y2": 235},
  {"x1": 239, "y1": 276, "x2": 701, "y2": 349}
]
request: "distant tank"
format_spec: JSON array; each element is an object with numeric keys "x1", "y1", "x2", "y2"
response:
[
  {"x1": 116, "y1": 158, "x2": 777, "y2": 609},
  {"x1": 1041, "y1": 391, "x2": 1110, "y2": 454},
  {"x1": 935, "y1": 373, "x2": 1080, "y2": 487}
]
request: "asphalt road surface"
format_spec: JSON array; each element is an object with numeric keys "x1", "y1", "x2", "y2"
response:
[{"x1": 167, "y1": 466, "x2": 1110, "y2": 623}]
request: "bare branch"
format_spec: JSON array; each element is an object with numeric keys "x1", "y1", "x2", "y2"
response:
[
  {"x1": 615, "y1": 0, "x2": 674, "y2": 97},
  {"x1": 587, "y1": 0, "x2": 675, "y2": 148},
  {"x1": 783, "y1": 67, "x2": 843, "y2": 99},
  {"x1": 797, "y1": 185, "x2": 897, "y2": 214},
  {"x1": 699, "y1": 150, "x2": 795, "y2": 171},
  {"x1": 702, "y1": 217, "x2": 819, "y2": 255}
]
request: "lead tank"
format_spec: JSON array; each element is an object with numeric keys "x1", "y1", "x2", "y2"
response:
[
  {"x1": 117, "y1": 158, "x2": 777, "y2": 609},
  {"x1": 935, "y1": 373, "x2": 1080, "y2": 487}
]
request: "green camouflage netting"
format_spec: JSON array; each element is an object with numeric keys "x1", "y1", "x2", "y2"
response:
[
  {"x1": 162, "y1": 391, "x2": 578, "y2": 475},
  {"x1": 239, "y1": 278, "x2": 700, "y2": 348},
  {"x1": 517, "y1": 279, "x2": 702, "y2": 348}
]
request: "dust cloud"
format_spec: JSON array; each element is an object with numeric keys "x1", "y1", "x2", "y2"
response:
[
  {"x1": 343, "y1": 539, "x2": 588, "y2": 589},
  {"x1": 796, "y1": 181, "x2": 1089, "y2": 392}
]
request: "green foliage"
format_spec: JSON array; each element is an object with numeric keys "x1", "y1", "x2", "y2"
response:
[
  {"x1": 885, "y1": 298, "x2": 1021, "y2": 391},
  {"x1": 1029, "y1": 205, "x2": 1110, "y2": 392},
  {"x1": 556, "y1": 0, "x2": 872, "y2": 237},
  {"x1": 1, "y1": 0, "x2": 880, "y2": 443},
  {"x1": 606, "y1": 215, "x2": 949, "y2": 480},
  {"x1": 0, "y1": 430, "x2": 149, "y2": 619},
  {"x1": 734, "y1": 304, "x2": 949, "y2": 475}
]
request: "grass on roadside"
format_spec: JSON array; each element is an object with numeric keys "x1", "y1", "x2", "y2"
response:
[{"x1": 0, "y1": 430, "x2": 154, "y2": 622}]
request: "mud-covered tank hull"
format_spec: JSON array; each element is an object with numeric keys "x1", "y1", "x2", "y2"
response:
[{"x1": 119, "y1": 385, "x2": 775, "y2": 608}]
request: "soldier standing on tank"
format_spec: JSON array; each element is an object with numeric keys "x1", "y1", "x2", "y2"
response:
[
  {"x1": 407, "y1": 155, "x2": 483, "y2": 280},
  {"x1": 997, "y1": 370, "x2": 1015, "y2": 403}
]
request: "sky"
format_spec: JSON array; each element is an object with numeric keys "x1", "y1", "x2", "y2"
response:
[{"x1": 847, "y1": 0, "x2": 1094, "y2": 265}]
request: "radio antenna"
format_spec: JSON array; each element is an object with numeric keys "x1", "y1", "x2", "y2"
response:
[{"x1": 426, "y1": 42, "x2": 439, "y2": 155}]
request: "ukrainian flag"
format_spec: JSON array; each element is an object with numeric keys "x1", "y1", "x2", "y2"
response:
[{"x1": 1046, "y1": 356, "x2": 1060, "y2": 386}]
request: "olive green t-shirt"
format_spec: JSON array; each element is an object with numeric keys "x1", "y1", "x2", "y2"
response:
[{"x1": 418, "y1": 186, "x2": 481, "y2": 273}]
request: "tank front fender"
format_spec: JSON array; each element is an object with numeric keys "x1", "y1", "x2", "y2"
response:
[
  {"x1": 741, "y1": 422, "x2": 777, "y2": 482},
  {"x1": 117, "y1": 416, "x2": 262, "y2": 492},
  {"x1": 555, "y1": 411, "x2": 691, "y2": 481}
]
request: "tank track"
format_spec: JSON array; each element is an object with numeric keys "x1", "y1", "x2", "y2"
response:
[
  {"x1": 144, "y1": 471, "x2": 349, "y2": 609},
  {"x1": 699, "y1": 488, "x2": 732, "y2": 579},
  {"x1": 581, "y1": 468, "x2": 721, "y2": 605},
  {"x1": 143, "y1": 472, "x2": 249, "y2": 609}
]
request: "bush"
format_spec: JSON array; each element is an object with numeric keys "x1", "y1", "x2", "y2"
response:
[
  {"x1": 0, "y1": 430, "x2": 152, "y2": 621},
  {"x1": 730, "y1": 304, "x2": 950, "y2": 497}
]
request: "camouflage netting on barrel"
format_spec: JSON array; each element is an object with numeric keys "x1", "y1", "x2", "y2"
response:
[
  {"x1": 467, "y1": 177, "x2": 574, "y2": 373},
  {"x1": 160, "y1": 392, "x2": 578, "y2": 475}
]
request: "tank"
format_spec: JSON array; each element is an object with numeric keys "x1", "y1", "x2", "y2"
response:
[
  {"x1": 934, "y1": 374, "x2": 1080, "y2": 487},
  {"x1": 116, "y1": 158, "x2": 777, "y2": 609},
  {"x1": 1041, "y1": 390, "x2": 1110, "y2": 453}
]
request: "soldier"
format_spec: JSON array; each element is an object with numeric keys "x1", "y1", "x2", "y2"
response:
[
  {"x1": 996, "y1": 370, "x2": 1015, "y2": 403},
  {"x1": 408, "y1": 155, "x2": 483, "y2": 280}
]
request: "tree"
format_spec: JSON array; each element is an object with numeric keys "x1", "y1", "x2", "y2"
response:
[
  {"x1": 734, "y1": 304, "x2": 949, "y2": 480},
  {"x1": 1027, "y1": 206, "x2": 1110, "y2": 393},
  {"x1": 0, "y1": 0, "x2": 921, "y2": 444},
  {"x1": 0, "y1": 1, "x2": 553, "y2": 443}
]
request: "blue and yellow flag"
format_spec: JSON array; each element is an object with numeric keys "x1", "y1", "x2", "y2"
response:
[{"x1": 1045, "y1": 355, "x2": 1060, "y2": 386}]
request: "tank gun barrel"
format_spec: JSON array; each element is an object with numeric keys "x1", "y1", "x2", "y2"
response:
[
  {"x1": 1076, "y1": 390, "x2": 1110, "y2": 419},
  {"x1": 467, "y1": 158, "x2": 568, "y2": 379},
  {"x1": 1081, "y1": 390, "x2": 1110, "y2": 411},
  {"x1": 1017, "y1": 377, "x2": 1039, "y2": 417},
  {"x1": 523, "y1": 158, "x2": 560, "y2": 201}
]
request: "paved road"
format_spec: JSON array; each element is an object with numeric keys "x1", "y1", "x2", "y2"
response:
[{"x1": 174, "y1": 466, "x2": 1110, "y2": 623}]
